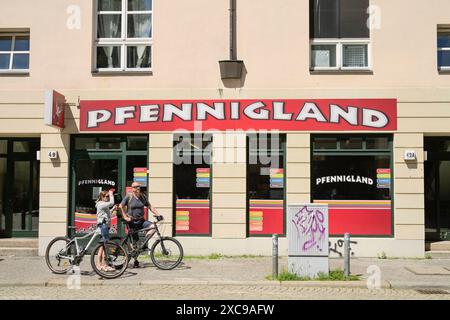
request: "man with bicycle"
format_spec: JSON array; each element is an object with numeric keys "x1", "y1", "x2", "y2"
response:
[{"x1": 119, "y1": 182, "x2": 162, "y2": 268}]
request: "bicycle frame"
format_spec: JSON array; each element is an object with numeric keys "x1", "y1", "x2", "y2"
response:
[
  {"x1": 123, "y1": 220, "x2": 163, "y2": 253},
  {"x1": 58, "y1": 229, "x2": 101, "y2": 262}
]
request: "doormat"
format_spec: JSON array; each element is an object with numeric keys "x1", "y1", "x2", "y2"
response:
[{"x1": 405, "y1": 266, "x2": 450, "y2": 275}]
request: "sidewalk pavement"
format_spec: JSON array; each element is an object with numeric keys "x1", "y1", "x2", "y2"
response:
[{"x1": 0, "y1": 255, "x2": 449, "y2": 290}]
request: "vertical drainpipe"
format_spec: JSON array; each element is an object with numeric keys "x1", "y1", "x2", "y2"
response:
[{"x1": 230, "y1": 0, "x2": 237, "y2": 60}]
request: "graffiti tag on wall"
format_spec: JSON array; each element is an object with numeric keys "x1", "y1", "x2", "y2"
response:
[{"x1": 291, "y1": 205, "x2": 327, "y2": 253}]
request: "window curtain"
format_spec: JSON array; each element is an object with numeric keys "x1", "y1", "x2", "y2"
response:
[
  {"x1": 97, "y1": 14, "x2": 121, "y2": 38},
  {"x1": 128, "y1": 14, "x2": 152, "y2": 38},
  {"x1": 136, "y1": 46, "x2": 146, "y2": 67},
  {"x1": 103, "y1": 46, "x2": 113, "y2": 68},
  {"x1": 127, "y1": 46, "x2": 149, "y2": 68},
  {"x1": 310, "y1": 0, "x2": 369, "y2": 39}
]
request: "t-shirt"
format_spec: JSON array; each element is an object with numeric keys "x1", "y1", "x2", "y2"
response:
[{"x1": 120, "y1": 194, "x2": 150, "y2": 220}]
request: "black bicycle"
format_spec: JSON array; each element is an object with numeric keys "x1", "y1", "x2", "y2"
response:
[
  {"x1": 110, "y1": 215, "x2": 184, "y2": 270},
  {"x1": 45, "y1": 226, "x2": 129, "y2": 279}
]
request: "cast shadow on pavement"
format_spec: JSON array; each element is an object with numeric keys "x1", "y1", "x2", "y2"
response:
[{"x1": 137, "y1": 261, "x2": 191, "y2": 271}]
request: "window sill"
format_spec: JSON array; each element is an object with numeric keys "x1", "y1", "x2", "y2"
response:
[
  {"x1": 310, "y1": 69, "x2": 373, "y2": 75},
  {"x1": 0, "y1": 70, "x2": 29, "y2": 76},
  {"x1": 438, "y1": 69, "x2": 450, "y2": 74},
  {"x1": 92, "y1": 70, "x2": 153, "y2": 76}
]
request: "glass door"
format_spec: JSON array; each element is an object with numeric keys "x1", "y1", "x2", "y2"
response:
[
  {"x1": 425, "y1": 160, "x2": 450, "y2": 240},
  {"x1": 71, "y1": 154, "x2": 122, "y2": 236},
  {"x1": 0, "y1": 139, "x2": 40, "y2": 237},
  {"x1": 439, "y1": 161, "x2": 450, "y2": 239},
  {"x1": 0, "y1": 156, "x2": 8, "y2": 236}
]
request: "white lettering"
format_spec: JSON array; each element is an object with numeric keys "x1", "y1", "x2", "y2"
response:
[
  {"x1": 273, "y1": 102, "x2": 292, "y2": 120},
  {"x1": 115, "y1": 106, "x2": 136, "y2": 125},
  {"x1": 140, "y1": 105, "x2": 159, "y2": 122},
  {"x1": 296, "y1": 102, "x2": 327, "y2": 122},
  {"x1": 243, "y1": 102, "x2": 269, "y2": 120},
  {"x1": 163, "y1": 103, "x2": 192, "y2": 121},
  {"x1": 362, "y1": 108, "x2": 389, "y2": 128},
  {"x1": 230, "y1": 102, "x2": 240, "y2": 119},
  {"x1": 87, "y1": 110, "x2": 111, "y2": 128},
  {"x1": 196, "y1": 102, "x2": 225, "y2": 120},
  {"x1": 329, "y1": 104, "x2": 358, "y2": 125}
]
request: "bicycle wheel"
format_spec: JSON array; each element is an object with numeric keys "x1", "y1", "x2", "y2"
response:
[
  {"x1": 110, "y1": 236, "x2": 133, "y2": 261},
  {"x1": 90, "y1": 241, "x2": 129, "y2": 279},
  {"x1": 150, "y1": 237, "x2": 184, "y2": 270},
  {"x1": 45, "y1": 236, "x2": 76, "y2": 274}
]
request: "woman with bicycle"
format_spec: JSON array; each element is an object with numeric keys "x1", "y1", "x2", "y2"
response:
[
  {"x1": 96, "y1": 189, "x2": 117, "y2": 272},
  {"x1": 119, "y1": 182, "x2": 162, "y2": 268}
]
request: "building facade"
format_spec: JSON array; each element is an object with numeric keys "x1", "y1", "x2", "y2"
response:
[{"x1": 1, "y1": 0, "x2": 449, "y2": 257}]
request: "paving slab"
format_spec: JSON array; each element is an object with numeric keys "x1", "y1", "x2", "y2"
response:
[
  {"x1": 404, "y1": 266, "x2": 450, "y2": 275},
  {"x1": 0, "y1": 256, "x2": 449, "y2": 290}
]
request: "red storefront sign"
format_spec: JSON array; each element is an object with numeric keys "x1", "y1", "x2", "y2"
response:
[
  {"x1": 44, "y1": 89, "x2": 66, "y2": 129},
  {"x1": 80, "y1": 99, "x2": 397, "y2": 131}
]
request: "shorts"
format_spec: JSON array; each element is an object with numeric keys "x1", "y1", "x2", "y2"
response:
[{"x1": 98, "y1": 223, "x2": 110, "y2": 242}]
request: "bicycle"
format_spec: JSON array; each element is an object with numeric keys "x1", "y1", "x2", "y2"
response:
[
  {"x1": 110, "y1": 215, "x2": 184, "y2": 270},
  {"x1": 45, "y1": 226, "x2": 129, "y2": 279}
]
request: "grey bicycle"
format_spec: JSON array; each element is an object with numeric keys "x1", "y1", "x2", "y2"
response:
[
  {"x1": 111, "y1": 215, "x2": 184, "y2": 270},
  {"x1": 45, "y1": 226, "x2": 129, "y2": 279}
]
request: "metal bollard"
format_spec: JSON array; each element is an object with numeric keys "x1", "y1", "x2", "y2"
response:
[
  {"x1": 272, "y1": 234, "x2": 278, "y2": 279},
  {"x1": 344, "y1": 233, "x2": 350, "y2": 277}
]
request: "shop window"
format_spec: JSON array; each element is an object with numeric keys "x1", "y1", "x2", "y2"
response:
[
  {"x1": 0, "y1": 32, "x2": 30, "y2": 73},
  {"x1": 98, "y1": 137, "x2": 121, "y2": 149},
  {"x1": 173, "y1": 133, "x2": 212, "y2": 236},
  {"x1": 71, "y1": 135, "x2": 148, "y2": 235},
  {"x1": 127, "y1": 135, "x2": 148, "y2": 150},
  {"x1": 95, "y1": 0, "x2": 152, "y2": 72},
  {"x1": 75, "y1": 137, "x2": 96, "y2": 150},
  {"x1": 366, "y1": 137, "x2": 389, "y2": 150},
  {"x1": 313, "y1": 137, "x2": 338, "y2": 150},
  {"x1": 247, "y1": 133, "x2": 286, "y2": 236},
  {"x1": 312, "y1": 135, "x2": 393, "y2": 237},
  {"x1": 309, "y1": 0, "x2": 370, "y2": 71},
  {"x1": 340, "y1": 137, "x2": 363, "y2": 149}
]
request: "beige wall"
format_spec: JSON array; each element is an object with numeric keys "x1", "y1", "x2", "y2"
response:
[
  {"x1": 1, "y1": 0, "x2": 449, "y2": 257},
  {"x1": 148, "y1": 133, "x2": 173, "y2": 236},
  {"x1": 38, "y1": 133, "x2": 70, "y2": 255},
  {"x1": 212, "y1": 133, "x2": 247, "y2": 239},
  {"x1": 0, "y1": 0, "x2": 450, "y2": 91}
]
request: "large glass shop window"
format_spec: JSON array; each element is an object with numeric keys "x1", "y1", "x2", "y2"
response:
[
  {"x1": 312, "y1": 136, "x2": 393, "y2": 236},
  {"x1": 71, "y1": 135, "x2": 148, "y2": 235},
  {"x1": 173, "y1": 133, "x2": 212, "y2": 236},
  {"x1": 247, "y1": 133, "x2": 286, "y2": 236}
]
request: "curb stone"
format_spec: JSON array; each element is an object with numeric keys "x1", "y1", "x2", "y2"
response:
[{"x1": 0, "y1": 279, "x2": 391, "y2": 289}]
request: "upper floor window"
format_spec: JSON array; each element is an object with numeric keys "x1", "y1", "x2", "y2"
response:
[
  {"x1": 438, "y1": 26, "x2": 450, "y2": 71},
  {"x1": 309, "y1": 0, "x2": 370, "y2": 71},
  {"x1": 0, "y1": 32, "x2": 30, "y2": 73},
  {"x1": 95, "y1": 0, "x2": 152, "y2": 72}
]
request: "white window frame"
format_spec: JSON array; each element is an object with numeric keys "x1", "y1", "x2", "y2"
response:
[
  {"x1": 94, "y1": 0, "x2": 153, "y2": 73},
  {"x1": 0, "y1": 32, "x2": 30, "y2": 74},
  {"x1": 438, "y1": 32, "x2": 450, "y2": 71},
  {"x1": 310, "y1": 39, "x2": 371, "y2": 71}
]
